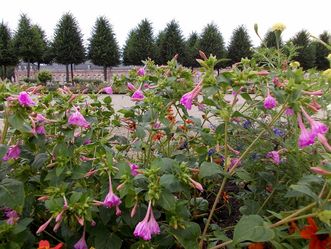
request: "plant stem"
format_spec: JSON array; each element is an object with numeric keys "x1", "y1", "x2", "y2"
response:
[
  {"x1": 257, "y1": 189, "x2": 276, "y2": 214},
  {"x1": 209, "y1": 240, "x2": 233, "y2": 249},
  {"x1": 224, "y1": 120, "x2": 229, "y2": 171},
  {"x1": 199, "y1": 176, "x2": 228, "y2": 248},
  {"x1": 1, "y1": 103, "x2": 9, "y2": 144}
]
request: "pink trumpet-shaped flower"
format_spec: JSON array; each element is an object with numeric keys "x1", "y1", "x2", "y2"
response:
[
  {"x1": 133, "y1": 201, "x2": 160, "y2": 240},
  {"x1": 2, "y1": 144, "x2": 20, "y2": 161},
  {"x1": 36, "y1": 125, "x2": 46, "y2": 135},
  {"x1": 131, "y1": 88, "x2": 144, "y2": 101},
  {"x1": 188, "y1": 177, "x2": 204, "y2": 192},
  {"x1": 74, "y1": 229, "x2": 88, "y2": 249},
  {"x1": 127, "y1": 82, "x2": 136, "y2": 91},
  {"x1": 68, "y1": 108, "x2": 90, "y2": 128},
  {"x1": 129, "y1": 163, "x2": 139, "y2": 176},
  {"x1": 266, "y1": 151, "x2": 281, "y2": 165},
  {"x1": 36, "y1": 217, "x2": 53, "y2": 234},
  {"x1": 180, "y1": 82, "x2": 202, "y2": 110},
  {"x1": 263, "y1": 90, "x2": 277, "y2": 110},
  {"x1": 18, "y1": 91, "x2": 35, "y2": 107},
  {"x1": 297, "y1": 113, "x2": 315, "y2": 148},
  {"x1": 301, "y1": 107, "x2": 328, "y2": 136},
  {"x1": 103, "y1": 86, "x2": 113, "y2": 94},
  {"x1": 302, "y1": 90, "x2": 323, "y2": 96},
  {"x1": 137, "y1": 67, "x2": 145, "y2": 76},
  {"x1": 36, "y1": 114, "x2": 46, "y2": 123},
  {"x1": 131, "y1": 202, "x2": 138, "y2": 218},
  {"x1": 96, "y1": 173, "x2": 121, "y2": 209},
  {"x1": 310, "y1": 167, "x2": 331, "y2": 176},
  {"x1": 285, "y1": 108, "x2": 294, "y2": 116}
]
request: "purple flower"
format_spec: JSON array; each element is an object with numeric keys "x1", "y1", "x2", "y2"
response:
[
  {"x1": 137, "y1": 67, "x2": 145, "y2": 76},
  {"x1": 83, "y1": 139, "x2": 92, "y2": 145},
  {"x1": 36, "y1": 126, "x2": 46, "y2": 135},
  {"x1": 5, "y1": 210, "x2": 19, "y2": 225},
  {"x1": 131, "y1": 88, "x2": 144, "y2": 101},
  {"x1": 267, "y1": 151, "x2": 281, "y2": 165},
  {"x1": 273, "y1": 128, "x2": 285, "y2": 137},
  {"x1": 264, "y1": 92, "x2": 277, "y2": 110},
  {"x1": 18, "y1": 91, "x2": 35, "y2": 107},
  {"x1": 301, "y1": 107, "x2": 328, "y2": 136},
  {"x1": 94, "y1": 173, "x2": 122, "y2": 209},
  {"x1": 2, "y1": 144, "x2": 20, "y2": 161},
  {"x1": 297, "y1": 113, "x2": 315, "y2": 148},
  {"x1": 317, "y1": 134, "x2": 331, "y2": 152},
  {"x1": 180, "y1": 83, "x2": 202, "y2": 110},
  {"x1": 68, "y1": 109, "x2": 90, "y2": 129},
  {"x1": 74, "y1": 231, "x2": 88, "y2": 249},
  {"x1": 134, "y1": 201, "x2": 160, "y2": 240},
  {"x1": 129, "y1": 163, "x2": 139, "y2": 176},
  {"x1": 285, "y1": 108, "x2": 294, "y2": 116},
  {"x1": 36, "y1": 114, "x2": 46, "y2": 122},
  {"x1": 127, "y1": 82, "x2": 136, "y2": 91},
  {"x1": 103, "y1": 86, "x2": 113, "y2": 94},
  {"x1": 242, "y1": 120, "x2": 252, "y2": 129}
]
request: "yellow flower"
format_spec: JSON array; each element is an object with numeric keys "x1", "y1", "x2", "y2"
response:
[
  {"x1": 272, "y1": 23, "x2": 286, "y2": 32},
  {"x1": 322, "y1": 69, "x2": 331, "y2": 80},
  {"x1": 290, "y1": 61, "x2": 300, "y2": 68}
]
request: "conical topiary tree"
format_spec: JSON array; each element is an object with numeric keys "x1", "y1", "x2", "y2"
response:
[
  {"x1": 184, "y1": 32, "x2": 199, "y2": 69},
  {"x1": 0, "y1": 22, "x2": 17, "y2": 79},
  {"x1": 291, "y1": 30, "x2": 316, "y2": 70},
  {"x1": 53, "y1": 13, "x2": 85, "y2": 82},
  {"x1": 88, "y1": 16, "x2": 120, "y2": 81},
  {"x1": 227, "y1": 25, "x2": 253, "y2": 66},
  {"x1": 262, "y1": 30, "x2": 283, "y2": 48},
  {"x1": 122, "y1": 30, "x2": 137, "y2": 66},
  {"x1": 31, "y1": 25, "x2": 48, "y2": 70},
  {"x1": 198, "y1": 23, "x2": 226, "y2": 69},
  {"x1": 156, "y1": 20, "x2": 186, "y2": 65},
  {"x1": 314, "y1": 31, "x2": 331, "y2": 70}
]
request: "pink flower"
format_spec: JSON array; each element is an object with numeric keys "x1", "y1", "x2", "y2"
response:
[
  {"x1": 133, "y1": 201, "x2": 160, "y2": 240},
  {"x1": 267, "y1": 151, "x2": 281, "y2": 165},
  {"x1": 36, "y1": 217, "x2": 53, "y2": 234},
  {"x1": 36, "y1": 114, "x2": 46, "y2": 123},
  {"x1": 83, "y1": 139, "x2": 92, "y2": 145},
  {"x1": 36, "y1": 125, "x2": 46, "y2": 135},
  {"x1": 310, "y1": 167, "x2": 331, "y2": 176},
  {"x1": 127, "y1": 82, "x2": 136, "y2": 91},
  {"x1": 263, "y1": 91, "x2": 277, "y2": 110},
  {"x1": 302, "y1": 90, "x2": 323, "y2": 96},
  {"x1": 297, "y1": 113, "x2": 315, "y2": 148},
  {"x1": 2, "y1": 144, "x2": 20, "y2": 161},
  {"x1": 285, "y1": 108, "x2": 294, "y2": 116},
  {"x1": 103, "y1": 86, "x2": 113, "y2": 94},
  {"x1": 68, "y1": 108, "x2": 90, "y2": 128},
  {"x1": 131, "y1": 88, "x2": 144, "y2": 101},
  {"x1": 137, "y1": 67, "x2": 145, "y2": 76},
  {"x1": 301, "y1": 107, "x2": 328, "y2": 136},
  {"x1": 74, "y1": 230, "x2": 88, "y2": 249},
  {"x1": 129, "y1": 163, "x2": 139, "y2": 176},
  {"x1": 188, "y1": 177, "x2": 204, "y2": 192},
  {"x1": 5, "y1": 210, "x2": 19, "y2": 225},
  {"x1": 18, "y1": 91, "x2": 35, "y2": 107},
  {"x1": 256, "y1": 70, "x2": 269, "y2": 76},
  {"x1": 180, "y1": 82, "x2": 202, "y2": 110},
  {"x1": 94, "y1": 173, "x2": 122, "y2": 209}
]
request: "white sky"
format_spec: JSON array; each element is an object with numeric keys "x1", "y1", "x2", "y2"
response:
[{"x1": 1, "y1": 0, "x2": 330, "y2": 49}]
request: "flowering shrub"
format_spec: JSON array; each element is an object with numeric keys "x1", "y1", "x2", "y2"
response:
[{"x1": 0, "y1": 26, "x2": 331, "y2": 249}]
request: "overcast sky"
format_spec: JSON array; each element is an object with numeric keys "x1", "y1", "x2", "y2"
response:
[{"x1": 1, "y1": 0, "x2": 330, "y2": 49}]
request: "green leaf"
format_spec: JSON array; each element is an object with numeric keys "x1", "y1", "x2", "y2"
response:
[
  {"x1": 240, "y1": 93, "x2": 252, "y2": 102},
  {"x1": 136, "y1": 126, "x2": 146, "y2": 139},
  {"x1": 157, "y1": 190, "x2": 176, "y2": 211},
  {"x1": 8, "y1": 114, "x2": 32, "y2": 133},
  {"x1": 233, "y1": 215, "x2": 274, "y2": 244},
  {"x1": 31, "y1": 153, "x2": 49, "y2": 169},
  {"x1": 199, "y1": 162, "x2": 221, "y2": 178},
  {"x1": 0, "y1": 144, "x2": 8, "y2": 159},
  {"x1": 0, "y1": 178, "x2": 25, "y2": 211},
  {"x1": 290, "y1": 184, "x2": 317, "y2": 200},
  {"x1": 160, "y1": 174, "x2": 182, "y2": 192},
  {"x1": 169, "y1": 221, "x2": 201, "y2": 249}
]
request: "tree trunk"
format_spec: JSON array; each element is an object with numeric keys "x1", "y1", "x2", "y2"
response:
[
  {"x1": 4, "y1": 65, "x2": 7, "y2": 79},
  {"x1": 37, "y1": 62, "x2": 40, "y2": 71},
  {"x1": 66, "y1": 64, "x2": 69, "y2": 82},
  {"x1": 103, "y1": 66, "x2": 107, "y2": 82},
  {"x1": 27, "y1": 60, "x2": 30, "y2": 79},
  {"x1": 71, "y1": 63, "x2": 74, "y2": 83}
]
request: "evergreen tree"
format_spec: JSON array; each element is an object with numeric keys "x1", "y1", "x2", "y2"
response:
[
  {"x1": 157, "y1": 20, "x2": 186, "y2": 64},
  {"x1": 0, "y1": 22, "x2": 17, "y2": 79},
  {"x1": 262, "y1": 30, "x2": 283, "y2": 48},
  {"x1": 122, "y1": 30, "x2": 137, "y2": 66},
  {"x1": 13, "y1": 14, "x2": 41, "y2": 79},
  {"x1": 314, "y1": 31, "x2": 330, "y2": 70},
  {"x1": 227, "y1": 25, "x2": 253, "y2": 66},
  {"x1": 291, "y1": 30, "x2": 316, "y2": 70},
  {"x1": 198, "y1": 23, "x2": 226, "y2": 68},
  {"x1": 88, "y1": 17, "x2": 120, "y2": 81},
  {"x1": 53, "y1": 13, "x2": 85, "y2": 82},
  {"x1": 154, "y1": 31, "x2": 165, "y2": 65},
  {"x1": 31, "y1": 25, "x2": 48, "y2": 70},
  {"x1": 184, "y1": 32, "x2": 199, "y2": 68}
]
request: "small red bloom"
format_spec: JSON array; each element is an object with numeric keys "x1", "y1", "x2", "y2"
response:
[
  {"x1": 38, "y1": 240, "x2": 64, "y2": 249},
  {"x1": 300, "y1": 217, "x2": 331, "y2": 249}
]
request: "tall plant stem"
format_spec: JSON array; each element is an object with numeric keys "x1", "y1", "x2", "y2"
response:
[{"x1": 1, "y1": 103, "x2": 9, "y2": 144}]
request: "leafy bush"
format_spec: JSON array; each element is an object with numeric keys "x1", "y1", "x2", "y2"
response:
[{"x1": 37, "y1": 70, "x2": 52, "y2": 83}]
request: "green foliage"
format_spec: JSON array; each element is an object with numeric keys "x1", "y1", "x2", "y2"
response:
[
  {"x1": 314, "y1": 31, "x2": 331, "y2": 70},
  {"x1": 156, "y1": 20, "x2": 186, "y2": 65},
  {"x1": 198, "y1": 23, "x2": 226, "y2": 68},
  {"x1": 263, "y1": 30, "x2": 283, "y2": 48},
  {"x1": 0, "y1": 22, "x2": 17, "y2": 79},
  {"x1": 31, "y1": 25, "x2": 52, "y2": 67},
  {"x1": 183, "y1": 32, "x2": 199, "y2": 68},
  {"x1": 37, "y1": 70, "x2": 52, "y2": 83},
  {"x1": 291, "y1": 30, "x2": 316, "y2": 69},
  {"x1": 227, "y1": 25, "x2": 253, "y2": 66},
  {"x1": 122, "y1": 19, "x2": 155, "y2": 66}
]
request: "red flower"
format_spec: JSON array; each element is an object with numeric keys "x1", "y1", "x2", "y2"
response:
[
  {"x1": 38, "y1": 240, "x2": 64, "y2": 249},
  {"x1": 300, "y1": 217, "x2": 331, "y2": 249}
]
